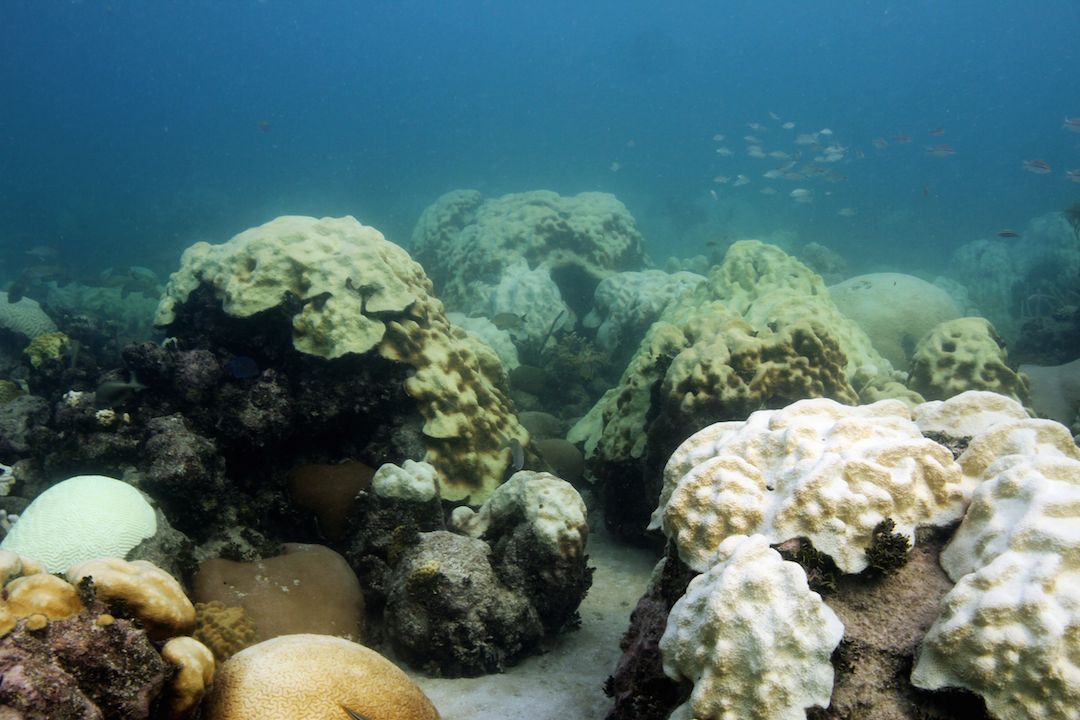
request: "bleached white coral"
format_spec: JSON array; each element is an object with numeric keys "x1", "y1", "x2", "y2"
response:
[
  {"x1": 659, "y1": 534, "x2": 843, "y2": 720},
  {"x1": 450, "y1": 470, "x2": 587, "y2": 559},
  {"x1": 653, "y1": 397, "x2": 965, "y2": 573},
  {"x1": 911, "y1": 414, "x2": 1080, "y2": 719}
]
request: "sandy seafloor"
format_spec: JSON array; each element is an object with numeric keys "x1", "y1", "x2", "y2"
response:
[{"x1": 403, "y1": 526, "x2": 658, "y2": 719}]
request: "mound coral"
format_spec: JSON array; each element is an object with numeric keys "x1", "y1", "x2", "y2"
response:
[
  {"x1": 659, "y1": 534, "x2": 843, "y2": 720},
  {"x1": 653, "y1": 397, "x2": 965, "y2": 574},
  {"x1": 908, "y1": 316, "x2": 1031, "y2": 405},
  {"x1": 411, "y1": 189, "x2": 646, "y2": 315},
  {"x1": 204, "y1": 633, "x2": 440, "y2": 720}
]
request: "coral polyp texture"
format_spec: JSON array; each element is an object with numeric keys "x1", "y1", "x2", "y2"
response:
[
  {"x1": 911, "y1": 416, "x2": 1080, "y2": 719},
  {"x1": 410, "y1": 189, "x2": 646, "y2": 312},
  {"x1": 154, "y1": 215, "x2": 527, "y2": 502},
  {"x1": 204, "y1": 633, "x2": 440, "y2": 720},
  {"x1": 0, "y1": 292, "x2": 58, "y2": 339},
  {"x1": 659, "y1": 534, "x2": 843, "y2": 720},
  {"x1": 652, "y1": 397, "x2": 965, "y2": 573},
  {"x1": 0, "y1": 474, "x2": 157, "y2": 573},
  {"x1": 908, "y1": 316, "x2": 1032, "y2": 405}
]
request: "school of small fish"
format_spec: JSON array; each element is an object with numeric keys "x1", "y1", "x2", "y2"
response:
[{"x1": 697, "y1": 111, "x2": 1080, "y2": 227}]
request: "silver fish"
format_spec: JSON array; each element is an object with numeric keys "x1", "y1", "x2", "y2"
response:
[{"x1": 503, "y1": 437, "x2": 525, "y2": 471}]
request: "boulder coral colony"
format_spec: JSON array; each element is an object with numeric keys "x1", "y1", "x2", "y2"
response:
[{"x1": 0, "y1": 189, "x2": 1079, "y2": 718}]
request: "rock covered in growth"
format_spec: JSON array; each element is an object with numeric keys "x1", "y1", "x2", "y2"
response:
[
  {"x1": 450, "y1": 471, "x2": 592, "y2": 631},
  {"x1": 385, "y1": 530, "x2": 544, "y2": 676},
  {"x1": 388, "y1": 473, "x2": 592, "y2": 676},
  {"x1": 154, "y1": 215, "x2": 527, "y2": 503},
  {"x1": 411, "y1": 189, "x2": 646, "y2": 312},
  {"x1": 829, "y1": 272, "x2": 961, "y2": 369},
  {"x1": 908, "y1": 316, "x2": 1031, "y2": 405},
  {"x1": 653, "y1": 397, "x2": 965, "y2": 574},
  {"x1": 659, "y1": 534, "x2": 843, "y2": 720},
  {"x1": 204, "y1": 634, "x2": 440, "y2": 720}
]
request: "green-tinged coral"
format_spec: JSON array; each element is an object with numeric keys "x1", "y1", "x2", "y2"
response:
[
  {"x1": 0, "y1": 380, "x2": 23, "y2": 404},
  {"x1": 194, "y1": 600, "x2": 257, "y2": 661},
  {"x1": 908, "y1": 316, "x2": 1031, "y2": 405},
  {"x1": 22, "y1": 331, "x2": 69, "y2": 368}
]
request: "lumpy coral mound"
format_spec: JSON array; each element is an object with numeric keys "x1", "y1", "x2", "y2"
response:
[{"x1": 155, "y1": 215, "x2": 527, "y2": 503}]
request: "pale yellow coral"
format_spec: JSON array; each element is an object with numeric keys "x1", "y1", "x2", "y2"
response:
[
  {"x1": 66, "y1": 557, "x2": 196, "y2": 640},
  {"x1": 161, "y1": 636, "x2": 216, "y2": 720},
  {"x1": 204, "y1": 634, "x2": 440, "y2": 720},
  {"x1": 3, "y1": 573, "x2": 85, "y2": 620}
]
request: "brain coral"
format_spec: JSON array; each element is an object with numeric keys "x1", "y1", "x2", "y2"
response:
[
  {"x1": 204, "y1": 633, "x2": 440, "y2": 720},
  {"x1": 907, "y1": 316, "x2": 1031, "y2": 405},
  {"x1": 410, "y1": 189, "x2": 646, "y2": 312},
  {"x1": 0, "y1": 475, "x2": 157, "y2": 573},
  {"x1": 659, "y1": 534, "x2": 843, "y2": 720},
  {"x1": 653, "y1": 397, "x2": 966, "y2": 574},
  {"x1": 0, "y1": 292, "x2": 58, "y2": 339},
  {"x1": 155, "y1": 215, "x2": 527, "y2": 503}
]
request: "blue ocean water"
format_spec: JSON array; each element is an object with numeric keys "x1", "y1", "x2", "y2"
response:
[{"x1": 1, "y1": 0, "x2": 1078, "y2": 278}]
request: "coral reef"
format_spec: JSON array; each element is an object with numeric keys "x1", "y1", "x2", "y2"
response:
[
  {"x1": 192, "y1": 543, "x2": 365, "y2": 643},
  {"x1": 570, "y1": 241, "x2": 893, "y2": 541},
  {"x1": 154, "y1": 215, "x2": 527, "y2": 503},
  {"x1": 0, "y1": 292, "x2": 58, "y2": 340},
  {"x1": 653, "y1": 397, "x2": 965, "y2": 574},
  {"x1": 583, "y1": 269, "x2": 705, "y2": 367},
  {"x1": 0, "y1": 554, "x2": 213, "y2": 720}
]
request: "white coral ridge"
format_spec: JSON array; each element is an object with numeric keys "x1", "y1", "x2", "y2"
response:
[
  {"x1": 0, "y1": 474, "x2": 157, "y2": 573},
  {"x1": 660, "y1": 534, "x2": 843, "y2": 720},
  {"x1": 450, "y1": 470, "x2": 587, "y2": 558},
  {"x1": 911, "y1": 415, "x2": 1080, "y2": 720},
  {"x1": 653, "y1": 397, "x2": 965, "y2": 573},
  {"x1": 371, "y1": 459, "x2": 439, "y2": 502}
]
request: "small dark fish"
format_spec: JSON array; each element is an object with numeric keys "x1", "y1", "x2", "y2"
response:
[
  {"x1": 340, "y1": 706, "x2": 370, "y2": 720},
  {"x1": 225, "y1": 355, "x2": 260, "y2": 379},
  {"x1": 502, "y1": 437, "x2": 525, "y2": 472},
  {"x1": 996, "y1": 229, "x2": 1021, "y2": 238},
  {"x1": 95, "y1": 375, "x2": 146, "y2": 407},
  {"x1": 490, "y1": 312, "x2": 527, "y2": 331}
]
